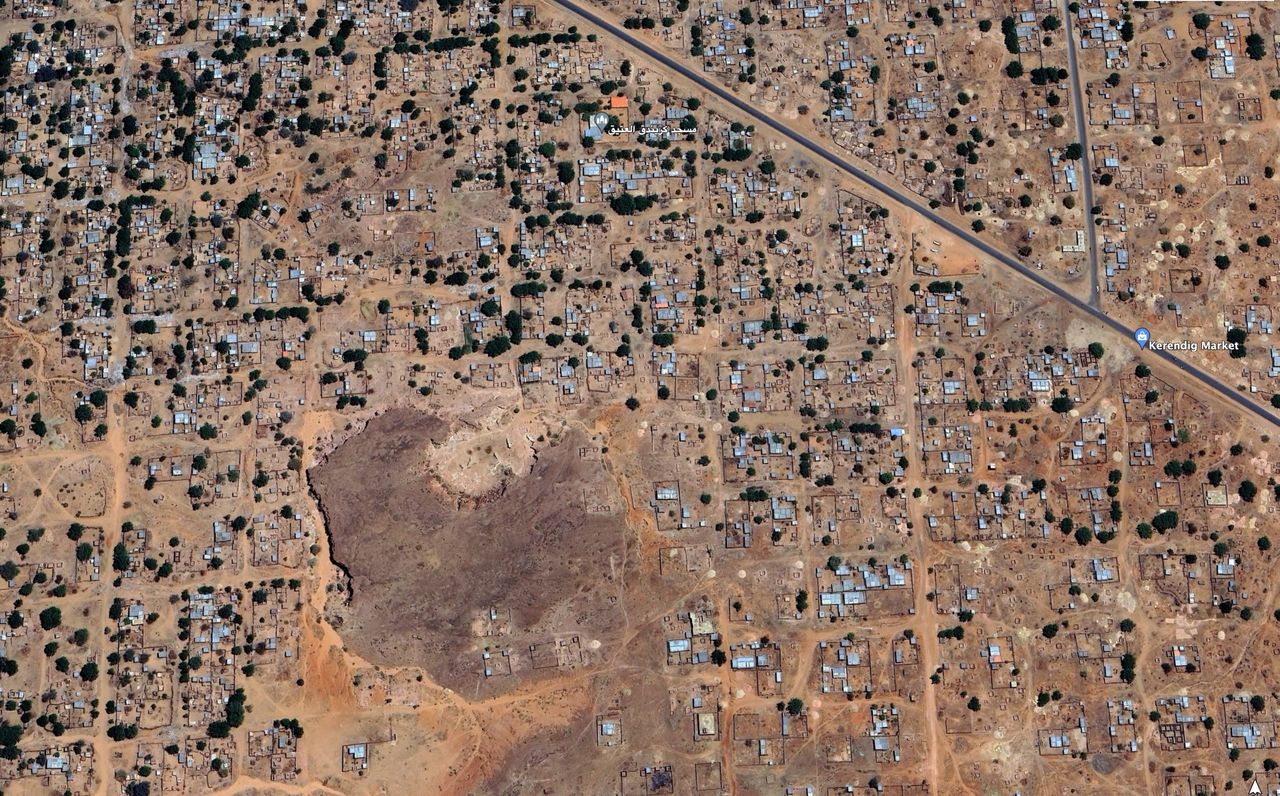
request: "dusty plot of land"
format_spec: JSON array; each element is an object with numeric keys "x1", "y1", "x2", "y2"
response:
[
  {"x1": 50, "y1": 456, "x2": 112, "y2": 518},
  {"x1": 311, "y1": 409, "x2": 627, "y2": 692}
]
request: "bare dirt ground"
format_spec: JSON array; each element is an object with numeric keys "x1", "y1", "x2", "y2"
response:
[{"x1": 310, "y1": 408, "x2": 627, "y2": 694}]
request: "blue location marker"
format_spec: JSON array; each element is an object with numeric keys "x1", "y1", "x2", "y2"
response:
[{"x1": 1134, "y1": 328, "x2": 1150, "y2": 350}]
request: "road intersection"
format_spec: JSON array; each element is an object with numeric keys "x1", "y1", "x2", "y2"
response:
[{"x1": 549, "y1": 0, "x2": 1280, "y2": 430}]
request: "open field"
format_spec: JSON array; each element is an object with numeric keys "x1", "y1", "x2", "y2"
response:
[{"x1": 312, "y1": 410, "x2": 627, "y2": 695}]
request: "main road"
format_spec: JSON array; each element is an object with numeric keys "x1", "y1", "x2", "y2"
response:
[
  {"x1": 1059, "y1": 0, "x2": 1103, "y2": 308},
  {"x1": 546, "y1": 0, "x2": 1280, "y2": 430}
]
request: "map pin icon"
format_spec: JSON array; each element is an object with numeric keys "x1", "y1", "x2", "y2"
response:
[{"x1": 1134, "y1": 328, "x2": 1150, "y2": 350}]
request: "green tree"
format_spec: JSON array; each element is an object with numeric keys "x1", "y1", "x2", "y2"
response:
[
  {"x1": 483, "y1": 336, "x2": 511, "y2": 358},
  {"x1": 504, "y1": 310, "x2": 524, "y2": 344},
  {"x1": 236, "y1": 191, "x2": 263, "y2": 219},
  {"x1": 112, "y1": 543, "x2": 131, "y2": 572},
  {"x1": 207, "y1": 720, "x2": 231, "y2": 738},
  {"x1": 0, "y1": 721, "x2": 21, "y2": 757},
  {"x1": 225, "y1": 689, "x2": 247, "y2": 727},
  {"x1": 1247, "y1": 33, "x2": 1266, "y2": 60},
  {"x1": 1227, "y1": 327, "x2": 1248, "y2": 358}
]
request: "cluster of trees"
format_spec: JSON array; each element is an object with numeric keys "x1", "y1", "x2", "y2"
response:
[
  {"x1": 608, "y1": 192, "x2": 656, "y2": 215},
  {"x1": 208, "y1": 689, "x2": 248, "y2": 737}
]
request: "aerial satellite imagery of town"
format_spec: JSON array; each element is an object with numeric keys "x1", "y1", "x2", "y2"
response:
[{"x1": 4, "y1": 0, "x2": 1280, "y2": 793}]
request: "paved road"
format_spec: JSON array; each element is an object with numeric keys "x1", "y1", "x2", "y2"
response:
[
  {"x1": 549, "y1": 0, "x2": 1280, "y2": 430},
  {"x1": 1060, "y1": 0, "x2": 1102, "y2": 308}
]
